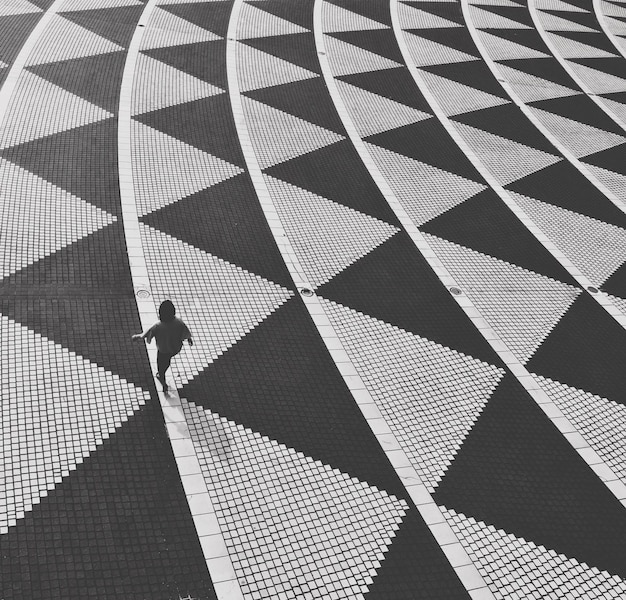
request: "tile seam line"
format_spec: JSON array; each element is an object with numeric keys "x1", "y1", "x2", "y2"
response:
[
  {"x1": 0, "y1": 2, "x2": 61, "y2": 123},
  {"x1": 117, "y1": 3, "x2": 238, "y2": 597},
  {"x1": 228, "y1": 2, "x2": 486, "y2": 596},
  {"x1": 594, "y1": 0, "x2": 626, "y2": 59},
  {"x1": 391, "y1": 0, "x2": 626, "y2": 506},
  {"x1": 316, "y1": 2, "x2": 626, "y2": 594},
  {"x1": 464, "y1": 0, "x2": 626, "y2": 227},
  {"x1": 528, "y1": 0, "x2": 626, "y2": 133}
]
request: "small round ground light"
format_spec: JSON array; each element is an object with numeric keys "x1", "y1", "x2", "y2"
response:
[
  {"x1": 449, "y1": 286, "x2": 462, "y2": 296},
  {"x1": 587, "y1": 286, "x2": 599, "y2": 294},
  {"x1": 136, "y1": 288, "x2": 151, "y2": 299},
  {"x1": 300, "y1": 288, "x2": 314, "y2": 297}
]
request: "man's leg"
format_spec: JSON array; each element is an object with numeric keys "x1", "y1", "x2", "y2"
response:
[{"x1": 156, "y1": 351, "x2": 171, "y2": 390}]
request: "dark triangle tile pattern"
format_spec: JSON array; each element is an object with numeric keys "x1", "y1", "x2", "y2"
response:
[
  {"x1": 405, "y1": 27, "x2": 480, "y2": 58},
  {"x1": 451, "y1": 103, "x2": 561, "y2": 155},
  {"x1": 0, "y1": 401, "x2": 217, "y2": 599},
  {"x1": 602, "y1": 260, "x2": 626, "y2": 298},
  {"x1": 540, "y1": 9, "x2": 601, "y2": 31},
  {"x1": 433, "y1": 373, "x2": 626, "y2": 579},
  {"x1": 27, "y1": 0, "x2": 54, "y2": 8},
  {"x1": 60, "y1": 5, "x2": 145, "y2": 48},
  {"x1": 317, "y1": 231, "x2": 503, "y2": 365},
  {"x1": 506, "y1": 160, "x2": 626, "y2": 228},
  {"x1": 0, "y1": 13, "x2": 41, "y2": 66},
  {"x1": 420, "y1": 60, "x2": 510, "y2": 100},
  {"x1": 180, "y1": 297, "x2": 408, "y2": 500},
  {"x1": 420, "y1": 188, "x2": 579, "y2": 286},
  {"x1": 559, "y1": 0, "x2": 593, "y2": 10},
  {"x1": 241, "y1": 33, "x2": 320, "y2": 75},
  {"x1": 247, "y1": 0, "x2": 314, "y2": 30},
  {"x1": 497, "y1": 58, "x2": 582, "y2": 91},
  {"x1": 364, "y1": 507, "x2": 471, "y2": 600},
  {"x1": 366, "y1": 120, "x2": 486, "y2": 184},
  {"x1": 134, "y1": 94, "x2": 245, "y2": 168},
  {"x1": 601, "y1": 90, "x2": 626, "y2": 105},
  {"x1": 0, "y1": 298, "x2": 154, "y2": 390},
  {"x1": 551, "y1": 30, "x2": 619, "y2": 55},
  {"x1": 327, "y1": 0, "x2": 392, "y2": 27},
  {"x1": 480, "y1": 27, "x2": 552, "y2": 54},
  {"x1": 143, "y1": 40, "x2": 227, "y2": 90},
  {"x1": 265, "y1": 139, "x2": 402, "y2": 225},
  {"x1": 327, "y1": 29, "x2": 405, "y2": 63},
  {"x1": 529, "y1": 93, "x2": 625, "y2": 134},
  {"x1": 526, "y1": 292, "x2": 626, "y2": 403},
  {"x1": 26, "y1": 52, "x2": 127, "y2": 114},
  {"x1": 0, "y1": 223, "x2": 134, "y2": 298},
  {"x1": 1, "y1": 119, "x2": 122, "y2": 217},
  {"x1": 337, "y1": 67, "x2": 433, "y2": 112},
  {"x1": 141, "y1": 173, "x2": 294, "y2": 289},
  {"x1": 243, "y1": 77, "x2": 346, "y2": 135},
  {"x1": 160, "y1": 1, "x2": 232, "y2": 37},
  {"x1": 403, "y1": 0, "x2": 465, "y2": 25},
  {"x1": 472, "y1": 3, "x2": 535, "y2": 28},
  {"x1": 582, "y1": 142, "x2": 626, "y2": 176},
  {"x1": 570, "y1": 57, "x2": 626, "y2": 80}
]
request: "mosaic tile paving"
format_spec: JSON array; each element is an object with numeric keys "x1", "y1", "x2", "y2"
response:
[{"x1": 3, "y1": 0, "x2": 626, "y2": 598}]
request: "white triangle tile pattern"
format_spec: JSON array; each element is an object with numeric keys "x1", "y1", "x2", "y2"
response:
[
  {"x1": 534, "y1": 375, "x2": 626, "y2": 483},
  {"x1": 130, "y1": 120, "x2": 243, "y2": 216},
  {"x1": 494, "y1": 63, "x2": 581, "y2": 102},
  {"x1": 418, "y1": 69, "x2": 511, "y2": 116},
  {"x1": 536, "y1": 9, "x2": 598, "y2": 32},
  {"x1": 140, "y1": 225, "x2": 293, "y2": 387},
  {"x1": 364, "y1": 142, "x2": 488, "y2": 226},
  {"x1": 241, "y1": 96, "x2": 345, "y2": 169},
  {"x1": 323, "y1": 34, "x2": 403, "y2": 76},
  {"x1": 0, "y1": 158, "x2": 115, "y2": 278},
  {"x1": 237, "y1": 2, "x2": 309, "y2": 39},
  {"x1": 25, "y1": 14, "x2": 123, "y2": 66},
  {"x1": 140, "y1": 6, "x2": 221, "y2": 51},
  {"x1": 0, "y1": 71, "x2": 113, "y2": 149},
  {"x1": 264, "y1": 175, "x2": 400, "y2": 288},
  {"x1": 451, "y1": 121, "x2": 562, "y2": 185},
  {"x1": 0, "y1": 0, "x2": 41, "y2": 16},
  {"x1": 321, "y1": 299, "x2": 506, "y2": 492},
  {"x1": 424, "y1": 234, "x2": 582, "y2": 363},
  {"x1": 334, "y1": 79, "x2": 432, "y2": 136},
  {"x1": 510, "y1": 191, "x2": 626, "y2": 285},
  {"x1": 477, "y1": 29, "x2": 550, "y2": 60},
  {"x1": 469, "y1": 5, "x2": 532, "y2": 29},
  {"x1": 0, "y1": 315, "x2": 150, "y2": 534},
  {"x1": 236, "y1": 41, "x2": 318, "y2": 93},
  {"x1": 398, "y1": 1, "x2": 463, "y2": 28},
  {"x1": 404, "y1": 31, "x2": 479, "y2": 66},
  {"x1": 565, "y1": 61, "x2": 626, "y2": 94},
  {"x1": 546, "y1": 31, "x2": 618, "y2": 58},
  {"x1": 132, "y1": 53, "x2": 224, "y2": 116},
  {"x1": 59, "y1": 0, "x2": 142, "y2": 9},
  {"x1": 443, "y1": 509, "x2": 626, "y2": 599},
  {"x1": 321, "y1": 1, "x2": 389, "y2": 32},
  {"x1": 582, "y1": 162, "x2": 626, "y2": 199},
  {"x1": 598, "y1": 94, "x2": 626, "y2": 126},
  {"x1": 184, "y1": 401, "x2": 409, "y2": 600},
  {"x1": 526, "y1": 105, "x2": 626, "y2": 158}
]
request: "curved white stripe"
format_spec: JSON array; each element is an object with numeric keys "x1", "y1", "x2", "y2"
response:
[
  {"x1": 118, "y1": 3, "x2": 238, "y2": 597},
  {"x1": 593, "y1": 0, "x2": 626, "y2": 59}
]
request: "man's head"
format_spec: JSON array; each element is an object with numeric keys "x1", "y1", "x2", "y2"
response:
[{"x1": 159, "y1": 300, "x2": 176, "y2": 323}]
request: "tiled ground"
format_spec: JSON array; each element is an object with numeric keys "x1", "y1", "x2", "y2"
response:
[{"x1": 2, "y1": 0, "x2": 626, "y2": 598}]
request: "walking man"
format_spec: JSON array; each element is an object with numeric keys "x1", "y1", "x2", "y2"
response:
[{"x1": 132, "y1": 300, "x2": 193, "y2": 392}]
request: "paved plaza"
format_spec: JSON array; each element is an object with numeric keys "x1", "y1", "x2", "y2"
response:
[{"x1": 3, "y1": 0, "x2": 626, "y2": 598}]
